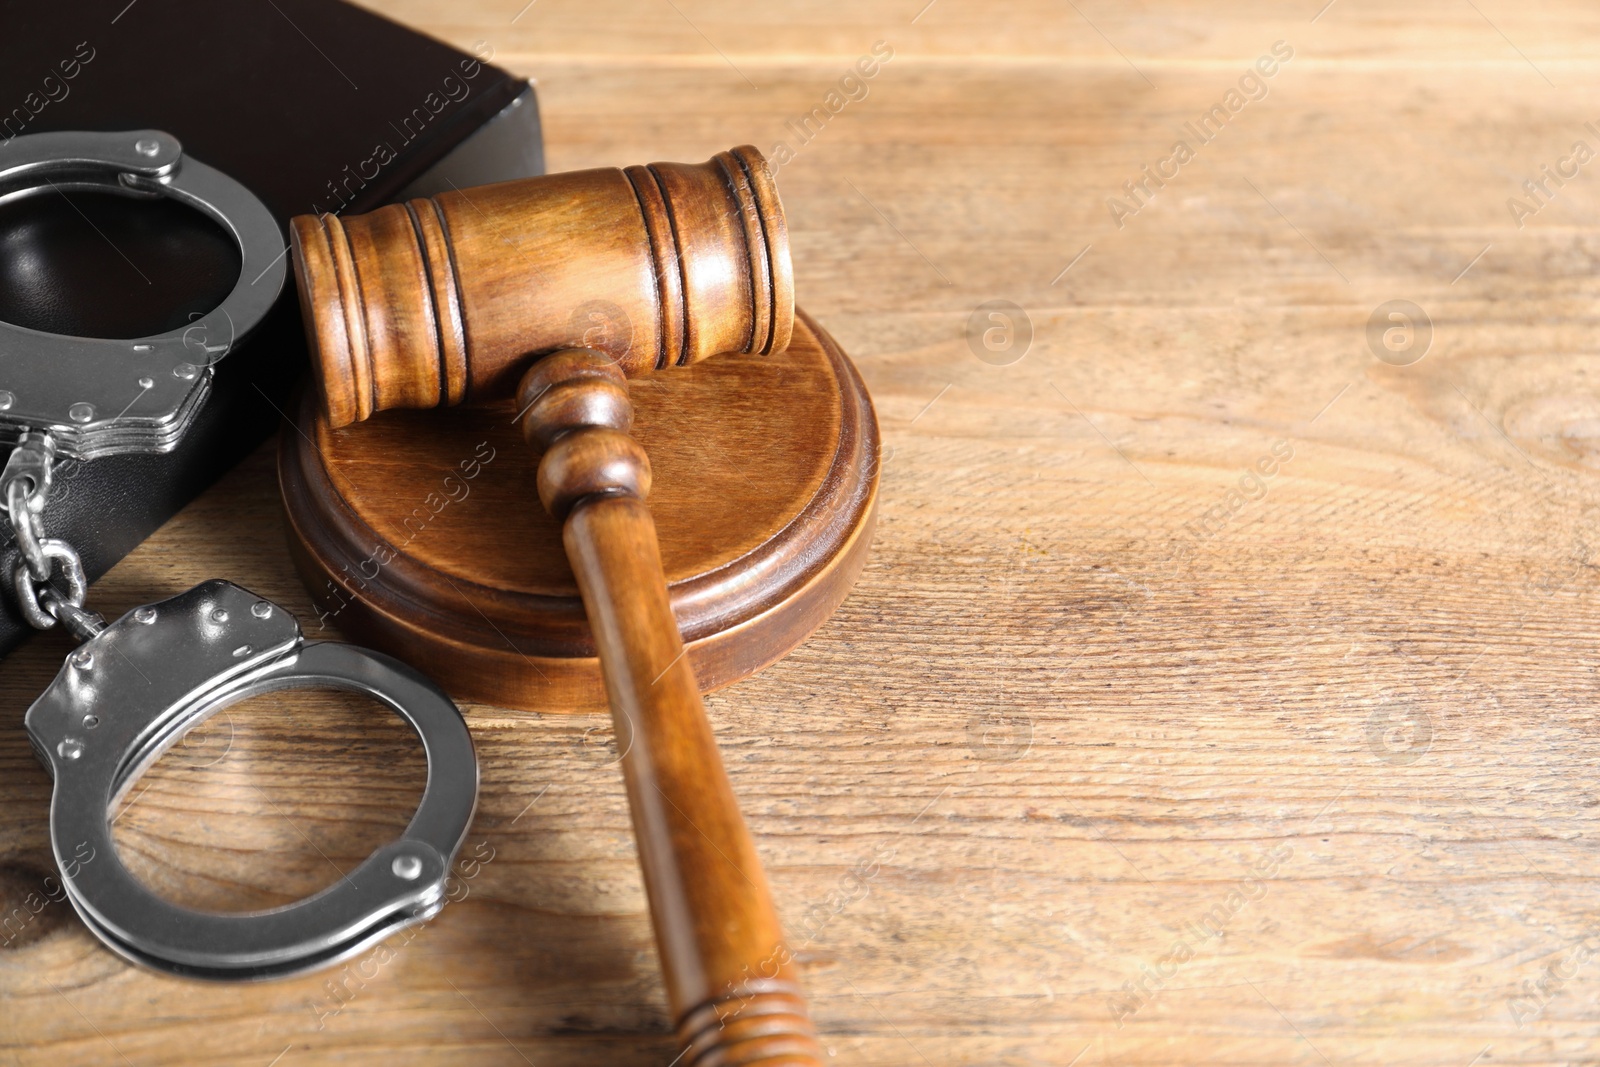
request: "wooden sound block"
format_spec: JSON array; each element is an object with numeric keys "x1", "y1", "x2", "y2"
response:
[{"x1": 278, "y1": 310, "x2": 878, "y2": 712}]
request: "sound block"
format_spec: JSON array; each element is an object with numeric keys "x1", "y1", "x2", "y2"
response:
[{"x1": 278, "y1": 310, "x2": 878, "y2": 712}]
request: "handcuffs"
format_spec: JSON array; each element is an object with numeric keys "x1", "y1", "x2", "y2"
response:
[{"x1": 0, "y1": 131, "x2": 478, "y2": 979}]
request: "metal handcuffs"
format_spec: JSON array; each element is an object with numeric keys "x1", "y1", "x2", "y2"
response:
[{"x1": 0, "y1": 131, "x2": 479, "y2": 980}]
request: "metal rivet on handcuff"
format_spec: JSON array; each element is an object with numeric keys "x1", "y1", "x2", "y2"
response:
[{"x1": 0, "y1": 131, "x2": 479, "y2": 981}]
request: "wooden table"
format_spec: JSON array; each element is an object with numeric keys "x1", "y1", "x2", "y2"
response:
[{"x1": 6, "y1": 1, "x2": 1600, "y2": 1063}]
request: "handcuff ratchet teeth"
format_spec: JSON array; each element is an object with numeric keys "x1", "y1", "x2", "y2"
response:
[
  {"x1": 0, "y1": 131, "x2": 480, "y2": 981},
  {"x1": 28, "y1": 580, "x2": 478, "y2": 981},
  {"x1": 0, "y1": 129, "x2": 282, "y2": 460}
]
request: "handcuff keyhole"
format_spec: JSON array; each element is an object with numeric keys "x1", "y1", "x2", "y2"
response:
[{"x1": 81, "y1": 715, "x2": 99, "y2": 729}]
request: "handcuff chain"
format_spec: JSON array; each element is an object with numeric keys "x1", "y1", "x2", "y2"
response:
[{"x1": 3, "y1": 432, "x2": 104, "y2": 641}]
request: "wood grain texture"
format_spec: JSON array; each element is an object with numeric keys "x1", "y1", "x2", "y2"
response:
[
  {"x1": 6, "y1": 1, "x2": 1600, "y2": 1064},
  {"x1": 279, "y1": 311, "x2": 877, "y2": 710},
  {"x1": 523, "y1": 350, "x2": 819, "y2": 1062},
  {"x1": 292, "y1": 131, "x2": 832, "y2": 1053},
  {"x1": 290, "y1": 145, "x2": 790, "y2": 427}
]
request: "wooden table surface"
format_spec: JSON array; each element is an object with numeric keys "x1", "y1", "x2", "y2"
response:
[{"x1": 7, "y1": 1, "x2": 1600, "y2": 1063}]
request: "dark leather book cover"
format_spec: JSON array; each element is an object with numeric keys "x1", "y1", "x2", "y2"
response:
[{"x1": 0, "y1": 0, "x2": 532, "y2": 659}]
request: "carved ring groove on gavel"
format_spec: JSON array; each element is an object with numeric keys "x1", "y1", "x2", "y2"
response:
[
  {"x1": 295, "y1": 144, "x2": 792, "y2": 426},
  {"x1": 290, "y1": 147, "x2": 821, "y2": 1066}
]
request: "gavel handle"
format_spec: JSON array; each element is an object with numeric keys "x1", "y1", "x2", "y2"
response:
[{"x1": 523, "y1": 351, "x2": 822, "y2": 1066}]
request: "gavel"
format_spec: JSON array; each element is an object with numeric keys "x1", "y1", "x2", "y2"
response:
[{"x1": 290, "y1": 147, "x2": 820, "y2": 1066}]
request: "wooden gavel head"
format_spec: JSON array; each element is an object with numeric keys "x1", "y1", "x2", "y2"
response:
[
  {"x1": 290, "y1": 145, "x2": 793, "y2": 428},
  {"x1": 287, "y1": 146, "x2": 835, "y2": 1065}
]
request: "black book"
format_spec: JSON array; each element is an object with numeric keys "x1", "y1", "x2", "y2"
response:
[{"x1": 0, "y1": 0, "x2": 544, "y2": 659}]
